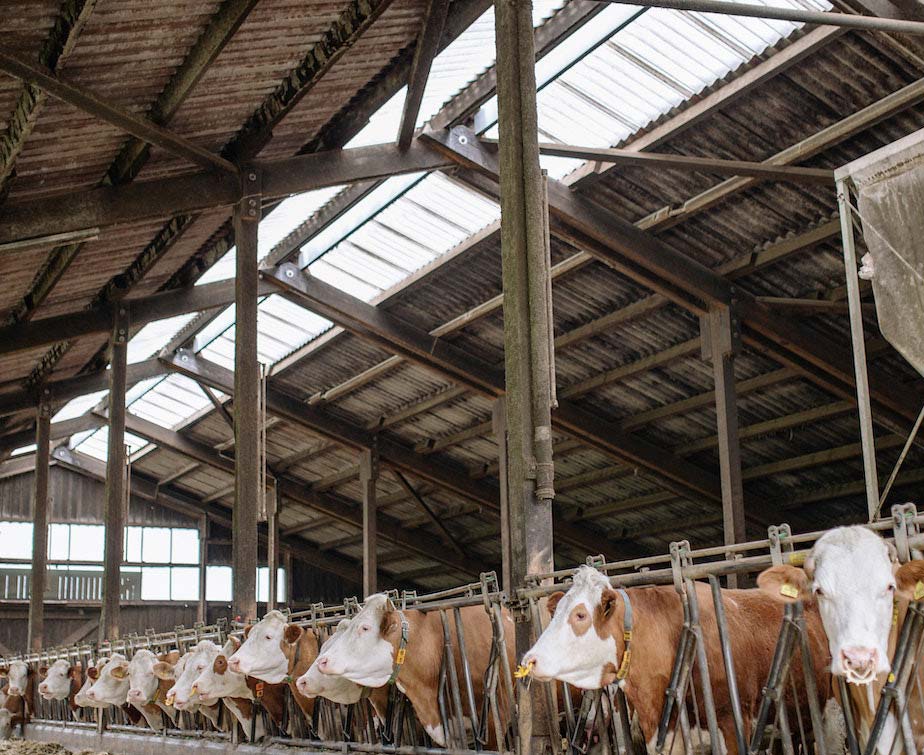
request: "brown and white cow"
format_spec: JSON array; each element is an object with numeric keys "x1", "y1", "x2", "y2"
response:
[
  {"x1": 227, "y1": 610, "x2": 321, "y2": 731},
  {"x1": 156, "y1": 642, "x2": 223, "y2": 729},
  {"x1": 758, "y1": 525, "x2": 924, "y2": 754},
  {"x1": 314, "y1": 593, "x2": 515, "y2": 747},
  {"x1": 521, "y1": 565, "x2": 830, "y2": 752},
  {"x1": 38, "y1": 659, "x2": 82, "y2": 712},
  {"x1": 191, "y1": 637, "x2": 264, "y2": 741},
  {"x1": 1, "y1": 660, "x2": 35, "y2": 730},
  {"x1": 127, "y1": 649, "x2": 180, "y2": 730}
]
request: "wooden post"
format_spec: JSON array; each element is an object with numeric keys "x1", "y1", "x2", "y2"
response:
[
  {"x1": 494, "y1": 0, "x2": 556, "y2": 750},
  {"x1": 197, "y1": 516, "x2": 208, "y2": 623},
  {"x1": 27, "y1": 402, "x2": 51, "y2": 651},
  {"x1": 284, "y1": 550, "x2": 293, "y2": 603},
  {"x1": 101, "y1": 306, "x2": 129, "y2": 642},
  {"x1": 232, "y1": 169, "x2": 260, "y2": 622},
  {"x1": 360, "y1": 447, "x2": 378, "y2": 596},
  {"x1": 702, "y1": 306, "x2": 745, "y2": 585}
]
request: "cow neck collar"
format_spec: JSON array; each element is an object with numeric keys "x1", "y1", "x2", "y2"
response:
[
  {"x1": 614, "y1": 588, "x2": 633, "y2": 686},
  {"x1": 387, "y1": 612, "x2": 410, "y2": 686}
]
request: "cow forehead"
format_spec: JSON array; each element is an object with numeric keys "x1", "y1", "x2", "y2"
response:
[
  {"x1": 554, "y1": 567, "x2": 609, "y2": 619},
  {"x1": 252, "y1": 610, "x2": 288, "y2": 633},
  {"x1": 813, "y1": 527, "x2": 892, "y2": 586}
]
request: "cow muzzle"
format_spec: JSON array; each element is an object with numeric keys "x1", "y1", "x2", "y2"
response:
[
  {"x1": 7, "y1": 687, "x2": 21, "y2": 696},
  {"x1": 840, "y1": 646, "x2": 878, "y2": 684}
]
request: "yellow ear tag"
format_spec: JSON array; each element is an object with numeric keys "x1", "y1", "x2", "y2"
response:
[
  {"x1": 395, "y1": 648, "x2": 407, "y2": 665},
  {"x1": 789, "y1": 552, "x2": 808, "y2": 567},
  {"x1": 888, "y1": 673, "x2": 896, "y2": 683},
  {"x1": 914, "y1": 581, "x2": 924, "y2": 601},
  {"x1": 780, "y1": 583, "x2": 800, "y2": 599},
  {"x1": 514, "y1": 661, "x2": 534, "y2": 679}
]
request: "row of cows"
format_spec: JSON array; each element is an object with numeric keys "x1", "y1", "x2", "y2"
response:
[{"x1": 6, "y1": 525, "x2": 924, "y2": 754}]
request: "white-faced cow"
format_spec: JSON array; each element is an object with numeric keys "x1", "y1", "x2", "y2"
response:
[
  {"x1": 758, "y1": 525, "x2": 924, "y2": 753},
  {"x1": 1, "y1": 660, "x2": 34, "y2": 730},
  {"x1": 192, "y1": 637, "x2": 264, "y2": 740},
  {"x1": 127, "y1": 649, "x2": 180, "y2": 729},
  {"x1": 227, "y1": 610, "x2": 321, "y2": 727},
  {"x1": 38, "y1": 659, "x2": 83, "y2": 715},
  {"x1": 155, "y1": 647, "x2": 221, "y2": 728},
  {"x1": 84, "y1": 653, "x2": 131, "y2": 708},
  {"x1": 522, "y1": 565, "x2": 830, "y2": 752},
  {"x1": 315, "y1": 594, "x2": 515, "y2": 747}
]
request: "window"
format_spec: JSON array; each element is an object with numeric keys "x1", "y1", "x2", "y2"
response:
[
  {"x1": 48, "y1": 523, "x2": 70, "y2": 560},
  {"x1": 206, "y1": 566, "x2": 232, "y2": 602},
  {"x1": 142, "y1": 527, "x2": 171, "y2": 563},
  {"x1": 257, "y1": 567, "x2": 286, "y2": 603},
  {"x1": 68, "y1": 525, "x2": 105, "y2": 561},
  {"x1": 0, "y1": 522, "x2": 32, "y2": 559},
  {"x1": 171, "y1": 529, "x2": 199, "y2": 564}
]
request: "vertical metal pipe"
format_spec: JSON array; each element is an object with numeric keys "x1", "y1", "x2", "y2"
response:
[
  {"x1": 708, "y1": 576, "x2": 746, "y2": 754},
  {"x1": 28, "y1": 403, "x2": 51, "y2": 651},
  {"x1": 101, "y1": 305, "x2": 129, "y2": 642},
  {"x1": 837, "y1": 178, "x2": 879, "y2": 520},
  {"x1": 359, "y1": 447, "x2": 378, "y2": 596},
  {"x1": 267, "y1": 483, "x2": 278, "y2": 611},
  {"x1": 197, "y1": 516, "x2": 208, "y2": 624},
  {"x1": 232, "y1": 169, "x2": 261, "y2": 622}
]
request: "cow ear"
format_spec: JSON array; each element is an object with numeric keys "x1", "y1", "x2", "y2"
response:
[
  {"x1": 600, "y1": 588, "x2": 619, "y2": 618},
  {"x1": 38, "y1": 666, "x2": 48, "y2": 677},
  {"x1": 284, "y1": 624, "x2": 303, "y2": 645},
  {"x1": 152, "y1": 662, "x2": 175, "y2": 681},
  {"x1": 243, "y1": 624, "x2": 253, "y2": 640},
  {"x1": 213, "y1": 656, "x2": 228, "y2": 675},
  {"x1": 895, "y1": 560, "x2": 924, "y2": 600},
  {"x1": 110, "y1": 663, "x2": 129, "y2": 680},
  {"x1": 0, "y1": 668, "x2": 8, "y2": 678},
  {"x1": 226, "y1": 636, "x2": 241, "y2": 654},
  {"x1": 69, "y1": 665, "x2": 79, "y2": 679},
  {"x1": 87, "y1": 667, "x2": 99, "y2": 680},
  {"x1": 546, "y1": 591, "x2": 565, "y2": 618},
  {"x1": 757, "y1": 565, "x2": 811, "y2": 603},
  {"x1": 380, "y1": 608, "x2": 399, "y2": 636}
]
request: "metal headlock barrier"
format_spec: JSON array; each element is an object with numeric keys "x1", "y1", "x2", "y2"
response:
[{"x1": 7, "y1": 507, "x2": 924, "y2": 755}]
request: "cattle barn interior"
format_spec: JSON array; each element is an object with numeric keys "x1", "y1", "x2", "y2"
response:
[{"x1": 0, "y1": 0, "x2": 923, "y2": 751}]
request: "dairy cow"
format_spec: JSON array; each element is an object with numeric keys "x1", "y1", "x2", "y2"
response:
[
  {"x1": 38, "y1": 659, "x2": 82, "y2": 712},
  {"x1": 156, "y1": 643, "x2": 222, "y2": 728},
  {"x1": 521, "y1": 565, "x2": 830, "y2": 752},
  {"x1": 1, "y1": 660, "x2": 34, "y2": 730},
  {"x1": 192, "y1": 637, "x2": 265, "y2": 740},
  {"x1": 127, "y1": 649, "x2": 180, "y2": 729},
  {"x1": 314, "y1": 594, "x2": 515, "y2": 747},
  {"x1": 228, "y1": 610, "x2": 321, "y2": 729},
  {"x1": 759, "y1": 525, "x2": 924, "y2": 753}
]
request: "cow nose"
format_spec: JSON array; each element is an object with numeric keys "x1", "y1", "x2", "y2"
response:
[
  {"x1": 38, "y1": 684, "x2": 47, "y2": 694},
  {"x1": 174, "y1": 696, "x2": 187, "y2": 709},
  {"x1": 8, "y1": 687, "x2": 20, "y2": 696},
  {"x1": 128, "y1": 688, "x2": 141, "y2": 699},
  {"x1": 295, "y1": 676, "x2": 309, "y2": 696},
  {"x1": 86, "y1": 690, "x2": 95, "y2": 700},
  {"x1": 841, "y1": 647, "x2": 878, "y2": 680}
]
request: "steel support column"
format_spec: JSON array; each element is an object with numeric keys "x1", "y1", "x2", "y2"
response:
[
  {"x1": 702, "y1": 306, "x2": 746, "y2": 586},
  {"x1": 100, "y1": 306, "x2": 128, "y2": 642},
  {"x1": 360, "y1": 447, "x2": 378, "y2": 596},
  {"x1": 27, "y1": 402, "x2": 51, "y2": 651},
  {"x1": 232, "y1": 170, "x2": 260, "y2": 621},
  {"x1": 837, "y1": 179, "x2": 880, "y2": 520},
  {"x1": 198, "y1": 516, "x2": 208, "y2": 623},
  {"x1": 266, "y1": 484, "x2": 278, "y2": 611},
  {"x1": 494, "y1": 0, "x2": 555, "y2": 749}
]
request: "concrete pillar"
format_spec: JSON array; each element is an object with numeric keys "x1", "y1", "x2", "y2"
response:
[
  {"x1": 232, "y1": 170, "x2": 261, "y2": 622},
  {"x1": 27, "y1": 403, "x2": 51, "y2": 651}
]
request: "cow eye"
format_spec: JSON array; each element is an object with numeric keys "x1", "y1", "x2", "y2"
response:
[
  {"x1": 576, "y1": 611, "x2": 586, "y2": 621},
  {"x1": 814, "y1": 587, "x2": 825, "y2": 598},
  {"x1": 886, "y1": 584, "x2": 896, "y2": 595},
  {"x1": 265, "y1": 634, "x2": 272, "y2": 640},
  {"x1": 360, "y1": 625, "x2": 370, "y2": 633}
]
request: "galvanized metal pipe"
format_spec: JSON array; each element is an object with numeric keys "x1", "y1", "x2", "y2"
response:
[{"x1": 599, "y1": 0, "x2": 924, "y2": 35}]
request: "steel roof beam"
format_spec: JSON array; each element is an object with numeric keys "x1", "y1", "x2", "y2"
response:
[
  {"x1": 109, "y1": 410, "x2": 486, "y2": 577},
  {"x1": 0, "y1": 49, "x2": 238, "y2": 175}
]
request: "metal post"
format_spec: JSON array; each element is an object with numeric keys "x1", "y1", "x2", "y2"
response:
[
  {"x1": 197, "y1": 516, "x2": 208, "y2": 624},
  {"x1": 27, "y1": 402, "x2": 51, "y2": 651},
  {"x1": 837, "y1": 178, "x2": 880, "y2": 520},
  {"x1": 360, "y1": 447, "x2": 378, "y2": 596},
  {"x1": 284, "y1": 550, "x2": 293, "y2": 603},
  {"x1": 232, "y1": 169, "x2": 261, "y2": 622},
  {"x1": 702, "y1": 306, "x2": 745, "y2": 586},
  {"x1": 101, "y1": 305, "x2": 128, "y2": 642},
  {"x1": 267, "y1": 484, "x2": 278, "y2": 611},
  {"x1": 494, "y1": 0, "x2": 556, "y2": 748}
]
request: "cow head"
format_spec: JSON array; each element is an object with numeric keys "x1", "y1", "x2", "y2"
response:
[
  {"x1": 758, "y1": 526, "x2": 924, "y2": 684},
  {"x1": 127, "y1": 649, "x2": 169, "y2": 706},
  {"x1": 75, "y1": 661, "x2": 105, "y2": 708},
  {"x1": 193, "y1": 638, "x2": 249, "y2": 704},
  {"x1": 86, "y1": 653, "x2": 130, "y2": 705},
  {"x1": 297, "y1": 620, "x2": 367, "y2": 703},
  {"x1": 4, "y1": 660, "x2": 30, "y2": 697},
  {"x1": 167, "y1": 642, "x2": 219, "y2": 710},
  {"x1": 316, "y1": 594, "x2": 404, "y2": 688},
  {"x1": 521, "y1": 566, "x2": 623, "y2": 689},
  {"x1": 228, "y1": 610, "x2": 303, "y2": 683},
  {"x1": 38, "y1": 659, "x2": 72, "y2": 700}
]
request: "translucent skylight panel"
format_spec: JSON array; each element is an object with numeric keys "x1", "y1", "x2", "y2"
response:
[
  {"x1": 309, "y1": 257, "x2": 382, "y2": 301},
  {"x1": 52, "y1": 389, "x2": 108, "y2": 422},
  {"x1": 199, "y1": 331, "x2": 237, "y2": 371},
  {"x1": 127, "y1": 314, "x2": 196, "y2": 364},
  {"x1": 73, "y1": 427, "x2": 148, "y2": 461},
  {"x1": 127, "y1": 374, "x2": 212, "y2": 429}
]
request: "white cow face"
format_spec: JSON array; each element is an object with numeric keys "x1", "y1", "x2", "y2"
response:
[
  {"x1": 86, "y1": 653, "x2": 130, "y2": 705},
  {"x1": 38, "y1": 659, "x2": 73, "y2": 700},
  {"x1": 193, "y1": 639, "x2": 250, "y2": 704},
  {"x1": 228, "y1": 610, "x2": 301, "y2": 683},
  {"x1": 4, "y1": 660, "x2": 30, "y2": 697},
  {"x1": 75, "y1": 661, "x2": 105, "y2": 708},
  {"x1": 127, "y1": 649, "x2": 162, "y2": 706},
  {"x1": 298, "y1": 620, "x2": 366, "y2": 703},
  {"x1": 522, "y1": 566, "x2": 621, "y2": 690},
  {"x1": 169, "y1": 641, "x2": 219, "y2": 710},
  {"x1": 758, "y1": 526, "x2": 924, "y2": 684},
  {"x1": 316, "y1": 595, "x2": 402, "y2": 688}
]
